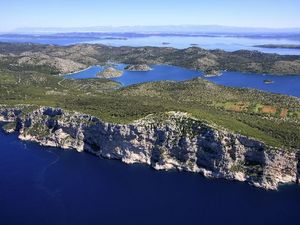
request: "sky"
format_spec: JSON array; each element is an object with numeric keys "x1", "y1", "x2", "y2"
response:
[{"x1": 1, "y1": 0, "x2": 300, "y2": 32}]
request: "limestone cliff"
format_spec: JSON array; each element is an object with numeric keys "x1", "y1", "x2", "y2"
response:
[{"x1": 1, "y1": 106, "x2": 299, "y2": 190}]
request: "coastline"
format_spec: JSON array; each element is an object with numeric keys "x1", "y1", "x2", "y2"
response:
[
  {"x1": 59, "y1": 66, "x2": 94, "y2": 77},
  {"x1": 0, "y1": 106, "x2": 299, "y2": 191}
]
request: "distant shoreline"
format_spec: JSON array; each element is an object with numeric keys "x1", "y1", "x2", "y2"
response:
[{"x1": 254, "y1": 44, "x2": 300, "y2": 49}]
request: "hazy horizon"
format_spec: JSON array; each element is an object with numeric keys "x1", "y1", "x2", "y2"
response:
[
  {"x1": 1, "y1": 0, "x2": 300, "y2": 32},
  {"x1": 3, "y1": 25, "x2": 300, "y2": 35}
]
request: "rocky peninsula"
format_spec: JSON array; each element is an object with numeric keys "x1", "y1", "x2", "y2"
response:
[
  {"x1": 0, "y1": 106, "x2": 299, "y2": 190},
  {"x1": 0, "y1": 42, "x2": 300, "y2": 191},
  {"x1": 125, "y1": 64, "x2": 152, "y2": 71}
]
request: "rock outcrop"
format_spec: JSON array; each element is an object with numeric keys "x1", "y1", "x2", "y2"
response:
[
  {"x1": 17, "y1": 52, "x2": 86, "y2": 74},
  {"x1": 1, "y1": 106, "x2": 299, "y2": 190}
]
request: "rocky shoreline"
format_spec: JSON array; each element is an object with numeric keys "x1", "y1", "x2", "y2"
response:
[{"x1": 0, "y1": 106, "x2": 299, "y2": 190}]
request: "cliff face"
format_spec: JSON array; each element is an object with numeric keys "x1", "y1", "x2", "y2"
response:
[{"x1": 1, "y1": 106, "x2": 299, "y2": 190}]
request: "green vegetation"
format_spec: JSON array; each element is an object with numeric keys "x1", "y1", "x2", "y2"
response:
[
  {"x1": 26, "y1": 123, "x2": 50, "y2": 137},
  {"x1": 0, "y1": 43, "x2": 299, "y2": 150},
  {"x1": 229, "y1": 163, "x2": 245, "y2": 173},
  {"x1": 2, "y1": 121, "x2": 17, "y2": 132},
  {"x1": 1, "y1": 42, "x2": 300, "y2": 75}
]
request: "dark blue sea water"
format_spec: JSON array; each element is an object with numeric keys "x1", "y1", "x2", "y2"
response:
[
  {"x1": 0, "y1": 130, "x2": 300, "y2": 225},
  {"x1": 65, "y1": 65, "x2": 300, "y2": 98}
]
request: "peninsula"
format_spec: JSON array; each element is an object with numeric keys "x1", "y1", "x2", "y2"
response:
[
  {"x1": 125, "y1": 64, "x2": 152, "y2": 71},
  {"x1": 0, "y1": 42, "x2": 299, "y2": 190}
]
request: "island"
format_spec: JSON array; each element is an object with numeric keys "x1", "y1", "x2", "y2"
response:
[
  {"x1": 203, "y1": 68, "x2": 222, "y2": 77},
  {"x1": 124, "y1": 64, "x2": 152, "y2": 71},
  {"x1": 0, "y1": 42, "x2": 299, "y2": 191},
  {"x1": 104, "y1": 37, "x2": 128, "y2": 40},
  {"x1": 254, "y1": 44, "x2": 300, "y2": 49},
  {"x1": 263, "y1": 79, "x2": 274, "y2": 84},
  {"x1": 97, "y1": 67, "x2": 123, "y2": 78},
  {"x1": 162, "y1": 42, "x2": 170, "y2": 45}
]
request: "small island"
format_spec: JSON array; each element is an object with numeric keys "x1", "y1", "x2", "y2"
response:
[
  {"x1": 254, "y1": 44, "x2": 300, "y2": 49},
  {"x1": 97, "y1": 67, "x2": 123, "y2": 78},
  {"x1": 104, "y1": 37, "x2": 128, "y2": 40},
  {"x1": 203, "y1": 69, "x2": 222, "y2": 77},
  {"x1": 162, "y1": 42, "x2": 170, "y2": 45},
  {"x1": 263, "y1": 79, "x2": 274, "y2": 84},
  {"x1": 124, "y1": 64, "x2": 152, "y2": 71}
]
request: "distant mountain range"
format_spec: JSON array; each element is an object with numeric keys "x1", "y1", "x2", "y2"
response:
[{"x1": 13, "y1": 25, "x2": 300, "y2": 34}]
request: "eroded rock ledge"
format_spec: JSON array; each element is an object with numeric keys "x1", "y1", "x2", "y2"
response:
[{"x1": 1, "y1": 106, "x2": 299, "y2": 190}]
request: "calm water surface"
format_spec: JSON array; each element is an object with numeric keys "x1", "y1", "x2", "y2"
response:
[
  {"x1": 0, "y1": 130, "x2": 299, "y2": 225},
  {"x1": 65, "y1": 65, "x2": 300, "y2": 98},
  {"x1": 1, "y1": 35, "x2": 300, "y2": 55},
  {"x1": 87, "y1": 35, "x2": 300, "y2": 55}
]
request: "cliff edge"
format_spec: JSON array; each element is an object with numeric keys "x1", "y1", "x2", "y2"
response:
[{"x1": 1, "y1": 106, "x2": 299, "y2": 190}]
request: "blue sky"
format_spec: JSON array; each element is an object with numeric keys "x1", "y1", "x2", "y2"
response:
[{"x1": 1, "y1": 0, "x2": 300, "y2": 31}]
